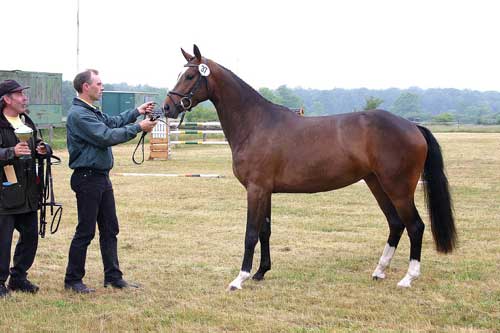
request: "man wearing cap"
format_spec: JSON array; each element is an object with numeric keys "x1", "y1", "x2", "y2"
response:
[
  {"x1": 63, "y1": 69, "x2": 157, "y2": 294},
  {"x1": 0, "y1": 79, "x2": 48, "y2": 297}
]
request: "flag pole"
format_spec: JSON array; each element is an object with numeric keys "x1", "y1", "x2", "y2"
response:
[{"x1": 76, "y1": 0, "x2": 80, "y2": 72}]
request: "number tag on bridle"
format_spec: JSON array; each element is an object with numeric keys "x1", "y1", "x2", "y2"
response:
[{"x1": 198, "y1": 64, "x2": 210, "y2": 76}]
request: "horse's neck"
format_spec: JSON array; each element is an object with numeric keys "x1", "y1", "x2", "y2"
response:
[{"x1": 209, "y1": 70, "x2": 269, "y2": 149}]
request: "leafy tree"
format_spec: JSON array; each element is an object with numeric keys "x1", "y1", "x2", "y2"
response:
[
  {"x1": 390, "y1": 92, "x2": 422, "y2": 120},
  {"x1": 311, "y1": 100, "x2": 326, "y2": 116},
  {"x1": 432, "y1": 112, "x2": 455, "y2": 123},
  {"x1": 276, "y1": 85, "x2": 303, "y2": 108},
  {"x1": 363, "y1": 96, "x2": 384, "y2": 110},
  {"x1": 103, "y1": 82, "x2": 168, "y2": 106},
  {"x1": 461, "y1": 104, "x2": 495, "y2": 124},
  {"x1": 185, "y1": 104, "x2": 218, "y2": 122},
  {"x1": 258, "y1": 87, "x2": 283, "y2": 105}
]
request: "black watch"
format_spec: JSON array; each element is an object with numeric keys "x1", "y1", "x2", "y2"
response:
[{"x1": 7, "y1": 147, "x2": 15, "y2": 160}]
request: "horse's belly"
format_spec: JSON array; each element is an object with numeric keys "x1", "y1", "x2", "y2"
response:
[{"x1": 273, "y1": 169, "x2": 365, "y2": 193}]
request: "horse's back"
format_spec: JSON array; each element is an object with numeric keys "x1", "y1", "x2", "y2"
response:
[
  {"x1": 278, "y1": 109, "x2": 424, "y2": 157},
  {"x1": 296, "y1": 109, "x2": 425, "y2": 155}
]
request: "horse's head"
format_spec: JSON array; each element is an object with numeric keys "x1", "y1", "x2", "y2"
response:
[{"x1": 162, "y1": 44, "x2": 211, "y2": 119}]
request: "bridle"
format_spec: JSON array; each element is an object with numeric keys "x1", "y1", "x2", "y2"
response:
[
  {"x1": 132, "y1": 62, "x2": 209, "y2": 165},
  {"x1": 165, "y1": 63, "x2": 208, "y2": 114}
]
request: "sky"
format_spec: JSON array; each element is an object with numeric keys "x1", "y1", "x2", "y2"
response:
[{"x1": 2, "y1": 0, "x2": 500, "y2": 91}]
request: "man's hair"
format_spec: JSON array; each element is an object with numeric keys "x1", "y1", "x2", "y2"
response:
[
  {"x1": 73, "y1": 69, "x2": 99, "y2": 93},
  {"x1": 0, "y1": 93, "x2": 12, "y2": 111}
]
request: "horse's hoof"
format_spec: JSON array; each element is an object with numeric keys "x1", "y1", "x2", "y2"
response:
[
  {"x1": 227, "y1": 285, "x2": 240, "y2": 292},
  {"x1": 397, "y1": 262, "x2": 420, "y2": 288},
  {"x1": 372, "y1": 273, "x2": 386, "y2": 280},
  {"x1": 397, "y1": 274, "x2": 417, "y2": 288},
  {"x1": 252, "y1": 274, "x2": 265, "y2": 281},
  {"x1": 397, "y1": 278, "x2": 413, "y2": 288}
]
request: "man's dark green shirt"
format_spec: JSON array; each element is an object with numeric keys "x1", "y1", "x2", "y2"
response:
[{"x1": 66, "y1": 98, "x2": 142, "y2": 171}]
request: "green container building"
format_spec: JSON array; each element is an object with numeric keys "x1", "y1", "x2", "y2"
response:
[
  {"x1": 101, "y1": 91, "x2": 159, "y2": 116},
  {"x1": 0, "y1": 70, "x2": 63, "y2": 126}
]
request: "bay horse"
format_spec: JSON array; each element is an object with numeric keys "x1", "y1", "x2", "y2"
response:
[{"x1": 163, "y1": 45, "x2": 457, "y2": 290}]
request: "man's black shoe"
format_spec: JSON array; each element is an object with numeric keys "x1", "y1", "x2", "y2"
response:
[
  {"x1": 104, "y1": 279, "x2": 139, "y2": 289},
  {"x1": 8, "y1": 279, "x2": 39, "y2": 294},
  {"x1": 0, "y1": 283, "x2": 9, "y2": 297},
  {"x1": 64, "y1": 282, "x2": 95, "y2": 294}
]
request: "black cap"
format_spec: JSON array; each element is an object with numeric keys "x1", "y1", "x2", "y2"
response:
[{"x1": 0, "y1": 80, "x2": 30, "y2": 99}]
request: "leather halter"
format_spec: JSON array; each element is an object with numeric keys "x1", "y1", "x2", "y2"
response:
[{"x1": 165, "y1": 63, "x2": 207, "y2": 113}]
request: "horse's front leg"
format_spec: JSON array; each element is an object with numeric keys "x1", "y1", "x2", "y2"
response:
[
  {"x1": 228, "y1": 185, "x2": 270, "y2": 291},
  {"x1": 252, "y1": 196, "x2": 271, "y2": 281}
]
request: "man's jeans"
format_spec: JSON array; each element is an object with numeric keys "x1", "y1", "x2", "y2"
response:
[
  {"x1": 0, "y1": 211, "x2": 38, "y2": 283},
  {"x1": 64, "y1": 169, "x2": 122, "y2": 284}
]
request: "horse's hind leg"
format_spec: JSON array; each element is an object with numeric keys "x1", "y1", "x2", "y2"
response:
[
  {"x1": 393, "y1": 203, "x2": 424, "y2": 287},
  {"x1": 378, "y1": 176, "x2": 425, "y2": 287},
  {"x1": 253, "y1": 196, "x2": 272, "y2": 281},
  {"x1": 365, "y1": 174, "x2": 405, "y2": 280}
]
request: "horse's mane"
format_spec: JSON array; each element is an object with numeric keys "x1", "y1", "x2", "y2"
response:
[{"x1": 217, "y1": 63, "x2": 290, "y2": 113}]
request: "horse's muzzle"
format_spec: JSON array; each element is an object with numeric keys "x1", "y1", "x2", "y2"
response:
[
  {"x1": 163, "y1": 104, "x2": 177, "y2": 119},
  {"x1": 162, "y1": 104, "x2": 174, "y2": 118}
]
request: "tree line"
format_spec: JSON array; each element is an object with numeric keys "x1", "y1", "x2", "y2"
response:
[
  {"x1": 293, "y1": 86, "x2": 500, "y2": 124},
  {"x1": 62, "y1": 80, "x2": 500, "y2": 124}
]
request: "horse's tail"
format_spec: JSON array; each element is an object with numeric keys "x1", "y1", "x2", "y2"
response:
[{"x1": 418, "y1": 125, "x2": 457, "y2": 253}]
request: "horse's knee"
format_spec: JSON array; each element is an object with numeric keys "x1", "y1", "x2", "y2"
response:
[
  {"x1": 389, "y1": 219, "x2": 405, "y2": 230},
  {"x1": 245, "y1": 232, "x2": 259, "y2": 250},
  {"x1": 387, "y1": 222, "x2": 405, "y2": 247},
  {"x1": 407, "y1": 220, "x2": 425, "y2": 238},
  {"x1": 259, "y1": 217, "x2": 271, "y2": 239}
]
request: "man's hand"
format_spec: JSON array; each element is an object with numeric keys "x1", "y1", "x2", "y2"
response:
[
  {"x1": 36, "y1": 142, "x2": 48, "y2": 155},
  {"x1": 14, "y1": 142, "x2": 31, "y2": 157},
  {"x1": 137, "y1": 101, "x2": 155, "y2": 115},
  {"x1": 139, "y1": 119, "x2": 158, "y2": 133}
]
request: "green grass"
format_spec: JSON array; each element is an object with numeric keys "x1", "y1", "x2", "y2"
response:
[
  {"x1": 0, "y1": 133, "x2": 498, "y2": 332},
  {"x1": 39, "y1": 127, "x2": 67, "y2": 150}
]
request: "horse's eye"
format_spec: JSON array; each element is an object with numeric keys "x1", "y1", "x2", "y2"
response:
[{"x1": 186, "y1": 74, "x2": 194, "y2": 80}]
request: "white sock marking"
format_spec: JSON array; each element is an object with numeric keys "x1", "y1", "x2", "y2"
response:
[
  {"x1": 228, "y1": 270, "x2": 251, "y2": 290},
  {"x1": 372, "y1": 243, "x2": 396, "y2": 279},
  {"x1": 397, "y1": 259, "x2": 421, "y2": 287}
]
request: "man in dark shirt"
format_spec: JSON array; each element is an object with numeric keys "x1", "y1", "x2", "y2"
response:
[
  {"x1": 64, "y1": 69, "x2": 157, "y2": 293},
  {"x1": 0, "y1": 80, "x2": 48, "y2": 297}
]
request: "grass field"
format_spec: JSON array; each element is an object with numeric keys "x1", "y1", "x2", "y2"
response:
[{"x1": 1, "y1": 132, "x2": 499, "y2": 332}]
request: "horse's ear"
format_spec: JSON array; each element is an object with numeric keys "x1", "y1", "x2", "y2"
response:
[
  {"x1": 193, "y1": 44, "x2": 202, "y2": 62},
  {"x1": 181, "y1": 48, "x2": 193, "y2": 62}
]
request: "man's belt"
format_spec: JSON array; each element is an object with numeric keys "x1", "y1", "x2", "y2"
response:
[{"x1": 74, "y1": 167, "x2": 109, "y2": 175}]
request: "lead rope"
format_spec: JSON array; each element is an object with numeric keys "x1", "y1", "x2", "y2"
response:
[
  {"x1": 132, "y1": 108, "x2": 167, "y2": 165},
  {"x1": 43, "y1": 154, "x2": 62, "y2": 236},
  {"x1": 37, "y1": 130, "x2": 63, "y2": 237},
  {"x1": 133, "y1": 71, "x2": 207, "y2": 164},
  {"x1": 132, "y1": 127, "x2": 149, "y2": 165}
]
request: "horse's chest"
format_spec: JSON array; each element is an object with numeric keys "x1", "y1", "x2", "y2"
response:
[
  {"x1": 231, "y1": 158, "x2": 251, "y2": 184},
  {"x1": 231, "y1": 154, "x2": 272, "y2": 186}
]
